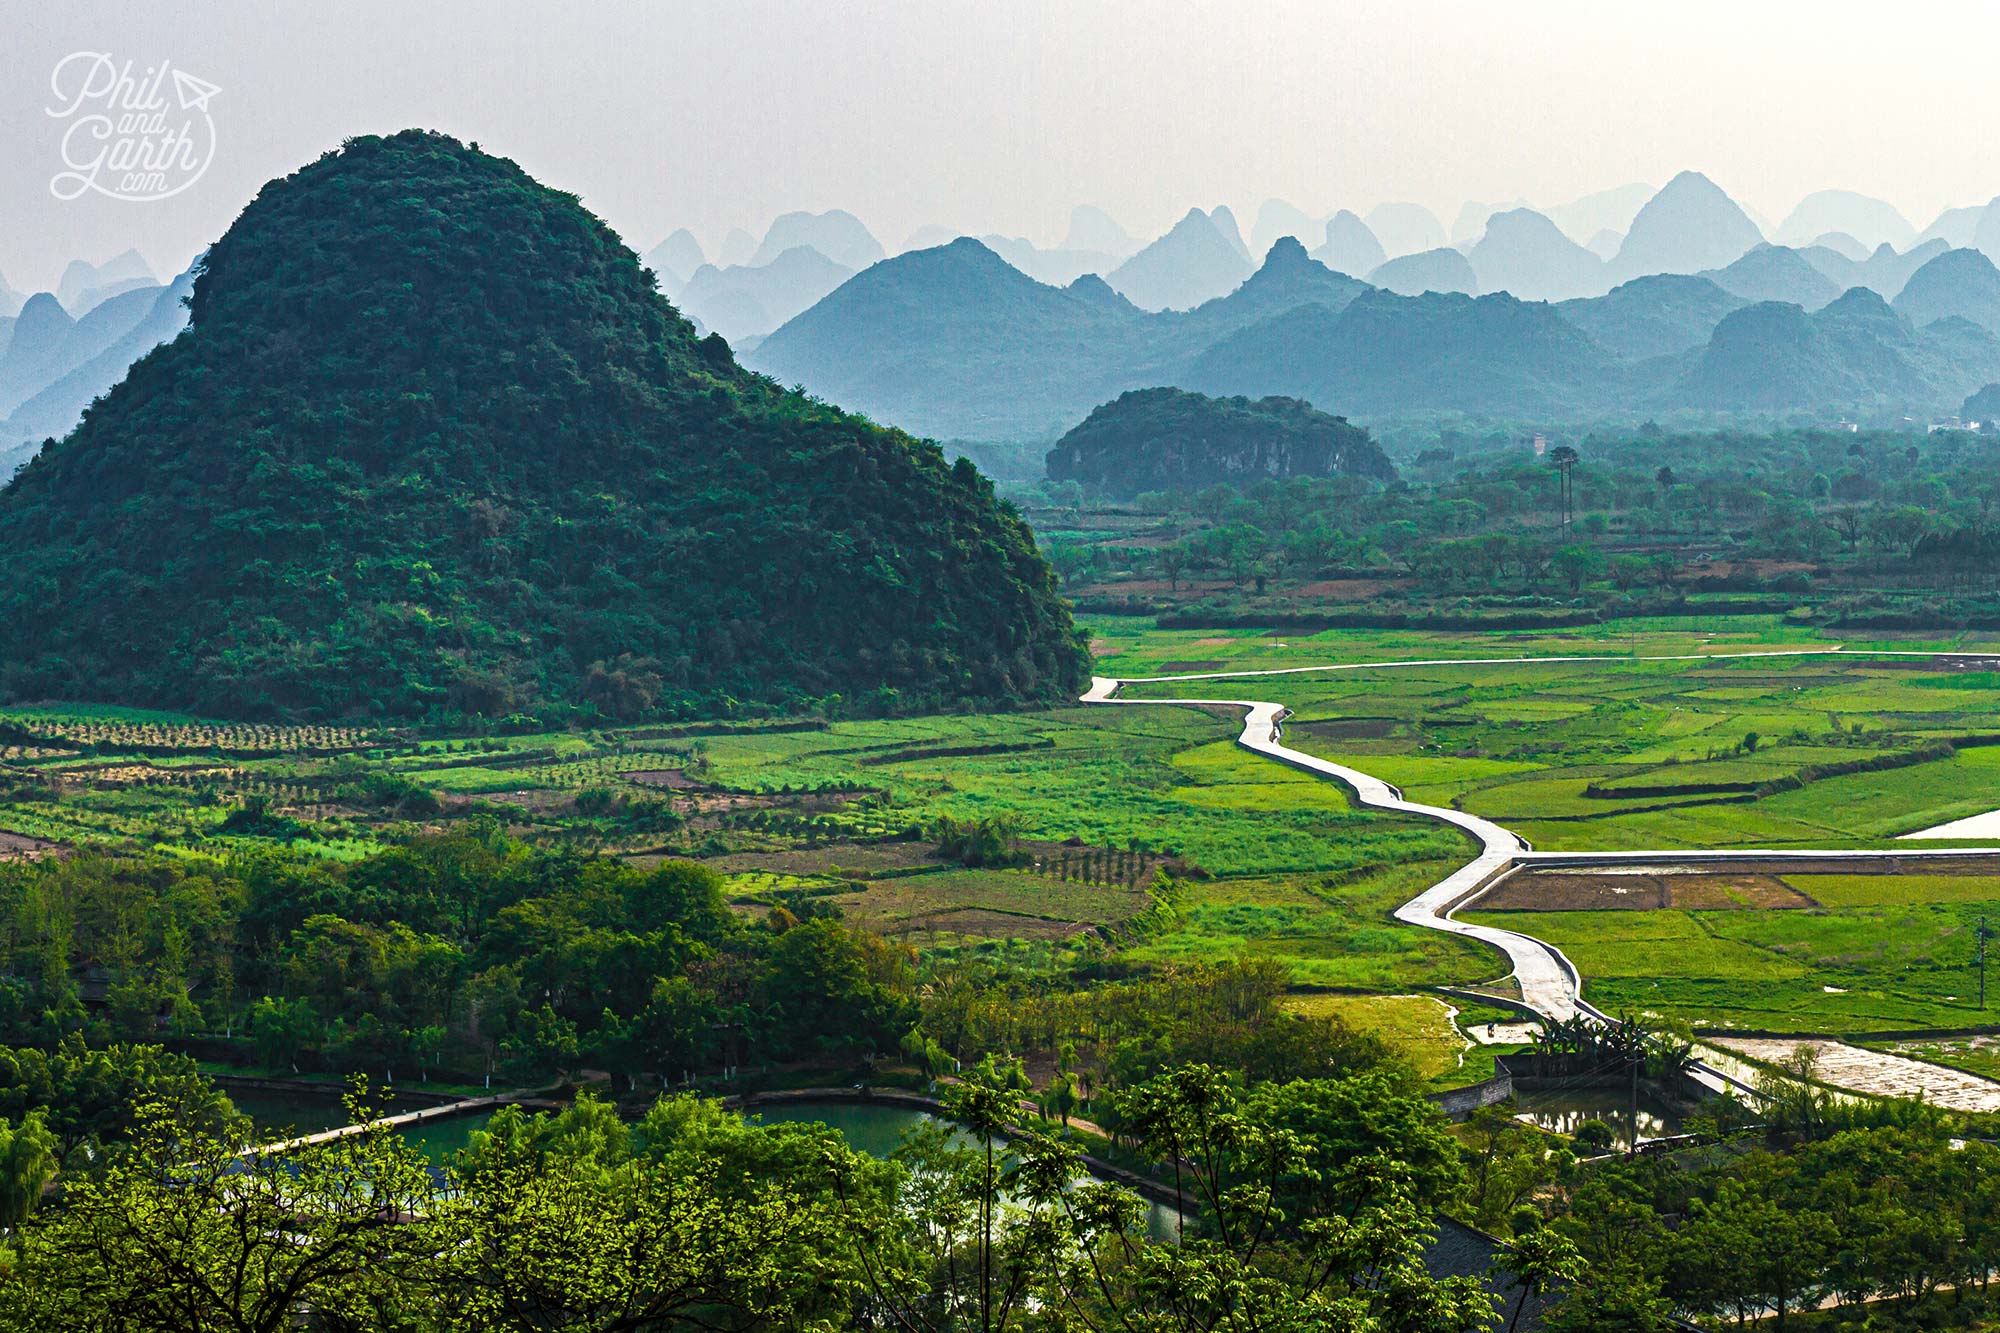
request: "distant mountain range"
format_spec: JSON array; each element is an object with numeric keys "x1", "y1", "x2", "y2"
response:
[
  {"x1": 18, "y1": 176, "x2": 2000, "y2": 478},
  {"x1": 1678, "y1": 287, "x2": 2000, "y2": 413},
  {"x1": 1363, "y1": 203, "x2": 1447, "y2": 259},
  {"x1": 1891, "y1": 246, "x2": 2000, "y2": 335},
  {"x1": 748, "y1": 235, "x2": 2000, "y2": 438},
  {"x1": 1774, "y1": 190, "x2": 1916, "y2": 251},
  {"x1": 637, "y1": 179, "x2": 2000, "y2": 322},
  {"x1": 0, "y1": 264, "x2": 195, "y2": 468},
  {"x1": 1467, "y1": 209, "x2": 1605, "y2": 301},
  {"x1": 1107, "y1": 207, "x2": 1255, "y2": 311},
  {"x1": 1311, "y1": 211, "x2": 1387, "y2": 280},
  {"x1": 56, "y1": 250, "x2": 155, "y2": 315},
  {"x1": 674, "y1": 246, "x2": 856, "y2": 342},
  {"x1": 1611, "y1": 171, "x2": 1767, "y2": 280},
  {"x1": 1367, "y1": 248, "x2": 1479, "y2": 297}
]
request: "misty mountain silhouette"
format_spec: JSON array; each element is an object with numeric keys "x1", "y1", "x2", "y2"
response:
[
  {"x1": 1366, "y1": 247, "x2": 1479, "y2": 297},
  {"x1": 1310, "y1": 211, "x2": 1387, "y2": 279},
  {"x1": 1774, "y1": 190, "x2": 1915, "y2": 251},
  {"x1": 1699, "y1": 245, "x2": 1841, "y2": 309},
  {"x1": 1614, "y1": 170, "x2": 1765, "y2": 278},
  {"x1": 1467, "y1": 208, "x2": 1607, "y2": 301},
  {"x1": 1893, "y1": 247, "x2": 2000, "y2": 336},
  {"x1": 1106, "y1": 208, "x2": 1256, "y2": 311},
  {"x1": 748, "y1": 209, "x2": 884, "y2": 271}
]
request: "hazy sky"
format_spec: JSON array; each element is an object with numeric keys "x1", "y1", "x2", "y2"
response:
[{"x1": 5, "y1": 0, "x2": 1998, "y2": 293}]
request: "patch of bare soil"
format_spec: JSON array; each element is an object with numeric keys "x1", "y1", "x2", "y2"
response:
[
  {"x1": 711, "y1": 842, "x2": 941, "y2": 878},
  {"x1": 1870, "y1": 656, "x2": 2000, "y2": 673},
  {"x1": 1155, "y1": 660, "x2": 1227, "y2": 673},
  {"x1": 840, "y1": 902, "x2": 1103, "y2": 942},
  {"x1": 444, "y1": 788, "x2": 573, "y2": 814},
  {"x1": 52, "y1": 762, "x2": 238, "y2": 788},
  {"x1": 0, "y1": 831, "x2": 65, "y2": 861},
  {"x1": 1681, "y1": 559, "x2": 1815, "y2": 582},
  {"x1": 1074, "y1": 579, "x2": 1241, "y2": 598},
  {"x1": 627, "y1": 768, "x2": 704, "y2": 789},
  {"x1": 1293, "y1": 578, "x2": 1413, "y2": 598},
  {"x1": 1712, "y1": 1037, "x2": 2000, "y2": 1112},
  {"x1": 681, "y1": 789, "x2": 866, "y2": 817},
  {"x1": 1477, "y1": 868, "x2": 1816, "y2": 911}
]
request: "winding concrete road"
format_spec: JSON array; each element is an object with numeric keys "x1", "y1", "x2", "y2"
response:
[
  {"x1": 1083, "y1": 645, "x2": 2000, "y2": 1029},
  {"x1": 1082, "y1": 675, "x2": 1589, "y2": 1020}
]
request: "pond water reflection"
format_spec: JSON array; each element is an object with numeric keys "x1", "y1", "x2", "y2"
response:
[
  {"x1": 1509, "y1": 1087, "x2": 1683, "y2": 1149},
  {"x1": 752, "y1": 1100, "x2": 1185, "y2": 1241}
]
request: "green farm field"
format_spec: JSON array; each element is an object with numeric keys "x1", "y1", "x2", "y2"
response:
[
  {"x1": 14, "y1": 619, "x2": 2000, "y2": 1055},
  {"x1": 1082, "y1": 612, "x2": 2000, "y2": 680},
  {"x1": 1280, "y1": 993, "x2": 1470, "y2": 1082},
  {"x1": 1459, "y1": 900, "x2": 2000, "y2": 1033},
  {"x1": 1113, "y1": 629, "x2": 2000, "y2": 851}
]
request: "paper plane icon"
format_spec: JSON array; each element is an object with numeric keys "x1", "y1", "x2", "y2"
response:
[{"x1": 172, "y1": 70, "x2": 220, "y2": 113}]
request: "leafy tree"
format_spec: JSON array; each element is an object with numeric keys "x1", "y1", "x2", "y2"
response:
[
  {"x1": 0, "y1": 1038, "x2": 238, "y2": 1169},
  {"x1": 436, "y1": 1093, "x2": 881, "y2": 1332},
  {"x1": 1541, "y1": 1260, "x2": 1674, "y2": 1333},
  {"x1": 1495, "y1": 1226, "x2": 1583, "y2": 1332},
  {"x1": 0, "y1": 1095, "x2": 435, "y2": 1332},
  {"x1": 1551, "y1": 544, "x2": 1603, "y2": 594},
  {"x1": 0, "y1": 1111, "x2": 58, "y2": 1227},
  {"x1": 1103, "y1": 1064, "x2": 1495, "y2": 1332}
]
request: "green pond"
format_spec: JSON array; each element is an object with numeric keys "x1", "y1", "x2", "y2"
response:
[
  {"x1": 1509, "y1": 1087, "x2": 1683, "y2": 1149},
  {"x1": 230, "y1": 1090, "x2": 1183, "y2": 1240},
  {"x1": 753, "y1": 1101, "x2": 1185, "y2": 1241},
  {"x1": 229, "y1": 1087, "x2": 497, "y2": 1157}
]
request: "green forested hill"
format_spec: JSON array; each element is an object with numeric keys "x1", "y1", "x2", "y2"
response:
[
  {"x1": 1046, "y1": 387, "x2": 1395, "y2": 497},
  {"x1": 0, "y1": 131, "x2": 1085, "y2": 722}
]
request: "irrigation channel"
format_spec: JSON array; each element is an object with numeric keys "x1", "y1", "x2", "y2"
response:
[{"x1": 1083, "y1": 646, "x2": 2000, "y2": 1103}]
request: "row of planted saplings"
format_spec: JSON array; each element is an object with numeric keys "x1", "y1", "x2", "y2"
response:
[
  {"x1": 1030, "y1": 847, "x2": 1158, "y2": 887},
  {"x1": 18, "y1": 718, "x2": 376, "y2": 754}
]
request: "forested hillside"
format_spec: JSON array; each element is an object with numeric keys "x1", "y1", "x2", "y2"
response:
[
  {"x1": 0, "y1": 131, "x2": 1086, "y2": 722},
  {"x1": 1046, "y1": 387, "x2": 1395, "y2": 497}
]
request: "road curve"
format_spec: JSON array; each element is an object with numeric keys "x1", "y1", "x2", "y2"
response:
[
  {"x1": 1083, "y1": 644, "x2": 2000, "y2": 1026},
  {"x1": 1082, "y1": 675, "x2": 1591, "y2": 1020}
]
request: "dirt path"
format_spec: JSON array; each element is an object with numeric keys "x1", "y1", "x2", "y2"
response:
[{"x1": 1709, "y1": 1037, "x2": 2000, "y2": 1113}]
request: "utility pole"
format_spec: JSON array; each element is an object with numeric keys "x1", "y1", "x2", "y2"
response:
[
  {"x1": 1981, "y1": 915, "x2": 1990, "y2": 1011},
  {"x1": 1629, "y1": 1055, "x2": 1639, "y2": 1155}
]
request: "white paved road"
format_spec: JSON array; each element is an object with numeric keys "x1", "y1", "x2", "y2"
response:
[
  {"x1": 1083, "y1": 675, "x2": 1591, "y2": 1020},
  {"x1": 1083, "y1": 644, "x2": 2000, "y2": 1031}
]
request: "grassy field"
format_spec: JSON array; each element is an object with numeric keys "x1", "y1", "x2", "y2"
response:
[
  {"x1": 693, "y1": 708, "x2": 1467, "y2": 877},
  {"x1": 1460, "y1": 900, "x2": 1999, "y2": 1033},
  {"x1": 1281, "y1": 993, "x2": 1469, "y2": 1082},
  {"x1": 1113, "y1": 629, "x2": 2000, "y2": 851},
  {"x1": 0, "y1": 689, "x2": 1485, "y2": 1002},
  {"x1": 1083, "y1": 612, "x2": 2000, "y2": 680},
  {"x1": 1120, "y1": 859, "x2": 1497, "y2": 991},
  {"x1": 17, "y1": 618, "x2": 2000, "y2": 1057}
]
